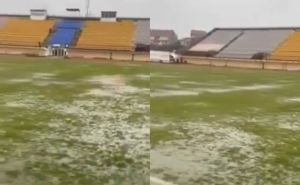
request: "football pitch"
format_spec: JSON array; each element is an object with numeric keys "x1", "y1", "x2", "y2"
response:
[
  {"x1": 151, "y1": 64, "x2": 300, "y2": 185},
  {"x1": 0, "y1": 56, "x2": 300, "y2": 185},
  {"x1": 0, "y1": 56, "x2": 150, "y2": 185}
]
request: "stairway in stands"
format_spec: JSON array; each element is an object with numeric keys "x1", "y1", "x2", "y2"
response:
[
  {"x1": 48, "y1": 20, "x2": 83, "y2": 48},
  {"x1": 72, "y1": 30, "x2": 82, "y2": 47},
  {"x1": 43, "y1": 28, "x2": 56, "y2": 47}
]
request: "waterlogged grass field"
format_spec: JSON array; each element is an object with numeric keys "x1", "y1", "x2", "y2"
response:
[
  {"x1": 0, "y1": 56, "x2": 149, "y2": 185},
  {"x1": 151, "y1": 64, "x2": 300, "y2": 185}
]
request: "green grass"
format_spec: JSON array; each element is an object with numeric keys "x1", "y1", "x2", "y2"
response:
[
  {"x1": 0, "y1": 56, "x2": 149, "y2": 185},
  {"x1": 150, "y1": 64, "x2": 300, "y2": 185},
  {"x1": 2, "y1": 56, "x2": 300, "y2": 185}
]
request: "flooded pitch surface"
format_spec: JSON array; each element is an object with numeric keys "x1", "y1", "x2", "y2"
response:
[
  {"x1": 150, "y1": 65, "x2": 300, "y2": 185},
  {"x1": 0, "y1": 57, "x2": 149, "y2": 185}
]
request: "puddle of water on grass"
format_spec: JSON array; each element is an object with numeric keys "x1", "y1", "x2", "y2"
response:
[
  {"x1": 81, "y1": 89, "x2": 115, "y2": 97},
  {"x1": 6, "y1": 73, "x2": 71, "y2": 87},
  {"x1": 151, "y1": 84, "x2": 282, "y2": 97},
  {"x1": 0, "y1": 74, "x2": 150, "y2": 184},
  {"x1": 32, "y1": 73, "x2": 56, "y2": 80},
  {"x1": 150, "y1": 73, "x2": 180, "y2": 79},
  {"x1": 85, "y1": 75, "x2": 127, "y2": 86},
  {"x1": 82, "y1": 75, "x2": 149, "y2": 97},
  {"x1": 179, "y1": 81, "x2": 221, "y2": 87},
  {"x1": 152, "y1": 115, "x2": 300, "y2": 185},
  {"x1": 281, "y1": 97, "x2": 300, "y2": 103},
  {"x1": 151, "y1": 90, "x2": 199, "y2": 97},
  {"x1": 135, "y1": 74, "x2": 150, "y2": 81},
  {"x1": 7, "y1": 78, "x2": 32, "y2": 84},
  {"x1": 32, "y1": 81, "x2": 73, "y2": 87},
  {"x1": 162, "y1": 84, "x2": 181, "y2": 89},
  {"x1": 151, "y1": 121, "x2": 260, "y2": 185}
]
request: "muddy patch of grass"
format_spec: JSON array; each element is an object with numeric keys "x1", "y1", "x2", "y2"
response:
[
  {"x1": 150, "y1": 65, "x2": 300, "y2": 185},
  {"x1": 0, "y1": 57, "x2": 149, "y2": 185}
]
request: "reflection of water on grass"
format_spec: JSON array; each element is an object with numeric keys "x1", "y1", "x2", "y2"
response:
[
  {"x1": 150, "y1": 65, "x2": 300, "y2": 185},
  {"x1": 0, "y1": 66, "x2": 150, "y2": 185}
]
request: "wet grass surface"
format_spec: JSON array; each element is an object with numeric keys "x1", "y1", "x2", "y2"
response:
[
  {"x1": 2, "y1": 57, "x2": 300, "y2": 185},
  {"x1": 0, "y1": 56, "x2": 150, "y2": 185},
  {"x1": 150, "y1": 64, "x2": 300, "y2": 185}
]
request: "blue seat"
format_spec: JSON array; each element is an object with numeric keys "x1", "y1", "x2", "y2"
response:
[
  {"x1": 57, "y1": 21, "x2": 82, "y2": 30},
  {"x1": 48, "y1": 20, "x2": 82, "y2": 47},
  {"x1": 49, "y1": 29, "x2": 77, "y2": 47}
]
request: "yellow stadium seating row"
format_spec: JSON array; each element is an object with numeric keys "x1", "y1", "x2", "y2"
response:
[
  {"x1": 76, "y1": 21, "x2": 135, "y2": 51},
  {"x1": 271, "y1": 32, "x2": 300, "y2": 61},
  {"x1": 0, "y1": 19, "x2": 54, "y2": 47}
]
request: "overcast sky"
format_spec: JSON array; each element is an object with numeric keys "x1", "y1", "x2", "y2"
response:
[{"x1": 0, "y1": 0, "x2": 298, "y2": 37}]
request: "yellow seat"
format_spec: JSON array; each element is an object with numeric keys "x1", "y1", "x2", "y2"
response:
[
  {"x1": 271, "y1": 32, "x2": 300, "y2": 61},
  {"x1": 76, "y1": 21, "x2": 135, "y2": 51},
  {"x1": 0, "y1": 19, "x2": 55, "y2": 47}
]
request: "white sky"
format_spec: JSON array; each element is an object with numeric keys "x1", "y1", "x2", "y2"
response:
[{"x1": 0, "y1": 0, "x2": 298, "y2": 38}]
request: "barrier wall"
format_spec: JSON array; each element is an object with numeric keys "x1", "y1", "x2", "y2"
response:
[
  {"x1": 0, "y1": 46, "x2": 149, "y2": 62},
  {"x1": 68, "y1": 49, "x2": 111, "y2": 59},
  {"x1": 112, "y1": 52, "x2": 133, "y2": 61},
  {"x1": 68, "y1": 49, "x2": 148, "y2": 62},
  {"x1": 183, "y1": 56, "x2": 300, "y2": 71},
  {"x1": 0, "y1": 46, "x2": 43, "y2": 56},
  {"x1": 133, "y1": 52, "x2": 149, "y2": 62}
]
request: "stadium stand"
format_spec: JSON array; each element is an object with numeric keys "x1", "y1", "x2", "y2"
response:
[
  {"x1": 217, "y1": 30, "x2": 293, "y2": 59},
  {"x1": 56, "y1": 20, "x2": 82, "y2": 30},
  {"x1": 189, "y1": 30, "x2": 243, "y2": 53},
  {"x1": 270, "y1": 32, "x2": 300, "y2": 61},
  {"x1": 135, "y1": 20, "x2": 150, "y2": 46},
  {"x1": 0, "y1": 17, "x2": 8, "y2": 28},
  {"x1": 150, "y1": 29, "x2": 178, "y2": 46},
  {"x1": 49, "y1": 20, "x2": 82, "y2": 47},
  {"x1": 0, "y1": 19, "x2": 54, "y2": 47},
  {"x1": 49, "y1": 29, "x2": 77, "y2": 47},
  {"x1": 0, "y1": 13, "x2": 149, "y2": 61},
  {"x1": 76, "y1": 21, "x2": 135, "y2": 51}
]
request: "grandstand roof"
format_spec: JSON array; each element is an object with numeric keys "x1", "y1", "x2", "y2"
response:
[
  {"x1": 0, "y1": 14, "x2": 149, "y2": 21},
  {"x1": 213, "y1": 27, "x2": 300, "y2": 31}
]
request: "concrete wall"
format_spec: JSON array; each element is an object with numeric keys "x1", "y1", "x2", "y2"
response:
[
  {"x1": 69, "y1": 49, "x2": 149, "y2": 62},
  {"x1": 0, "y1": 46, "x2": 149, "y2": 62},
  {"x1": 133, "y1": 52, "x2": 149, "y2": 62},
  {"x1": 0, "y1": 46, "x2": 42, "y2": 56},
  {"x1": 68, "y1": 49, "x2": 111, "y2": 59},
  {"x1": 183, "y1": 56, "x2": 300, "y2": 71}
]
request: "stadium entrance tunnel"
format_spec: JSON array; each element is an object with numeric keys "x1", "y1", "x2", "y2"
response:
[{"x1": 47, "y1": 47, "x2": 67, "y2": 57}]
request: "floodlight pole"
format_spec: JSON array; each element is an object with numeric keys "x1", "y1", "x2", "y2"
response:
[{"x1": 86, "y1": 0, "x2": 90, "y2": 17}]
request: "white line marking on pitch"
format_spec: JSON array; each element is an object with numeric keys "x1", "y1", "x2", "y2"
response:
[{"x1": 150, "y1": 176, "x2": 177, "y2": 185}]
